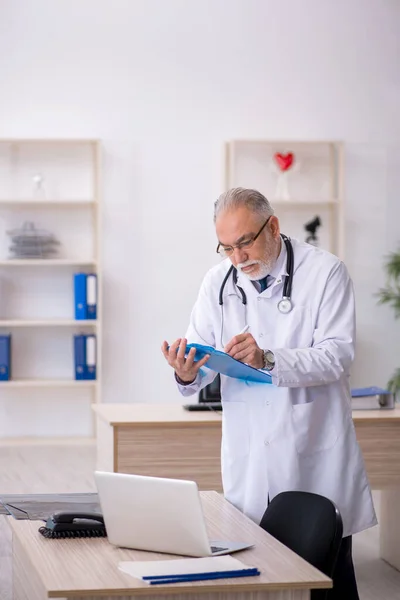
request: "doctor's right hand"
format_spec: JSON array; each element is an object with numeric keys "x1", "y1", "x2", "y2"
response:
[{"x1": 161, "y1": 338, "x2": 210, "y2": 384}]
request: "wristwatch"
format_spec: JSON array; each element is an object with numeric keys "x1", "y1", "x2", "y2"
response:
[{"x1": 262, "y1": 350, "x2": 275, "y2": 371}]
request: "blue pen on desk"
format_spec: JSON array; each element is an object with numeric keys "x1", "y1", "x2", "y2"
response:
[{"x1": 145, "y1": 568, "x2": 260, "y2": 585}]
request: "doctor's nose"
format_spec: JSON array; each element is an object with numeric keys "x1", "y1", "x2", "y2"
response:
[{"x1": 232, "y1": 247, "x2": 248, "y2": 264}]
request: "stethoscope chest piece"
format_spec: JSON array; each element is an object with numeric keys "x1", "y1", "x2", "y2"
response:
[{"x1": 277, "y1": 297, "x2": 292, "y2": 314}]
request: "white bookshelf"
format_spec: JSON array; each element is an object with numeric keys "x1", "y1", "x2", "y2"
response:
[
  {"x1": 0, "y1": 139, "x2": 102, "y2": 439},
  {"x1": 225, "y1": 140, "x2": 344, "y2": 258}
]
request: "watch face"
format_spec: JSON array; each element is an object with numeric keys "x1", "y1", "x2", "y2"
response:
[{"x1": 266, "y1": 351, "x2": 275, "y2": 363}]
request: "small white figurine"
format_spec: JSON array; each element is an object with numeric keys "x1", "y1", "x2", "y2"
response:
[{"x1": 32, "y1": 173, "x2": 46, "y2": 199}]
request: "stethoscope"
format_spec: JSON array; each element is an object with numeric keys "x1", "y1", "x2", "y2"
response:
[{"x1": 218, "y1": 233, "x2": 294, "y2": 314}]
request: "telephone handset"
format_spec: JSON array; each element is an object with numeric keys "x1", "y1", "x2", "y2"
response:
[{"x1": 38, "y1": 511, "x2": 107, "y2": 539}]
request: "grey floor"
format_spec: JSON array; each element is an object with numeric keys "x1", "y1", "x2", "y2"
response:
[{"x1": 0, "y1": 443, "x2": 399, "y2": 599}]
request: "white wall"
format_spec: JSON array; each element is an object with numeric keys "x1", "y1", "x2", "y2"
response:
[{"x1": 0, "y1": 0, "x2": 399, "y2": 436}]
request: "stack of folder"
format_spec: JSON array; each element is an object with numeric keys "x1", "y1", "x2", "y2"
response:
[{"x1": 74, "y1": 273, "x2": 97, "y2": 320}]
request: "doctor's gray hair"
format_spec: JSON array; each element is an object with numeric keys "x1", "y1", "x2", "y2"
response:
[{"x1": 213, "y1": 187, "x2": 274, "y2": 223}]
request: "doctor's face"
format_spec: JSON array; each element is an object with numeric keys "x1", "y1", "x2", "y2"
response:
[{"x1": 215, "y1": 206, "x2": 281, "y2": 280}]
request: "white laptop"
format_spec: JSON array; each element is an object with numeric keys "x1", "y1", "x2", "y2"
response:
[{"x1": 94, "y1": 471, "x2": 253, "y2": 557}]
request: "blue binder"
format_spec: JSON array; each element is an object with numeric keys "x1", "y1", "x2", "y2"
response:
[
  {"x1": 185, "y1": 343, "x2": 272, "y2": 384},
  {"x1": 0, "y1": 335, "x2": 11, "y2": 381},
  {"x1": 85, "y1": 334, "x2": 96, "y2": 380},
  {"x1": 86, "y1": 274, "x2": 97, "y2": 320},
  {"x1": 74, "y1": 274, "x2": 87, "y2": 320},
  {"x1": 73, "y1": 335, "x2": 86, "y2": 380},
  {"x1": 351, "y1": 387, "x2": 391, "y2": 397}
]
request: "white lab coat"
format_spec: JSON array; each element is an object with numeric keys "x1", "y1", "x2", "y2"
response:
[{"x1": 177, "y1": 238, "x2": 377, "y2": 537}]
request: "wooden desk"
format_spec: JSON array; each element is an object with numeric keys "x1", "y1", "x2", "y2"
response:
[
  {"x1": 93, "y1": 404, "x2": 400, "y2": 571},
  {"x1": 9, "y1": 491, "x2": 330, "y2": 600},
  {"x1": 94, "y1": 404, "x2": 224, "y2": 491}
]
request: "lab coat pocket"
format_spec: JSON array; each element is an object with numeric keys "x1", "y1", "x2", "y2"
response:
[{"x1": 292, "y1": 397, "x2": 338, "y2": 456}]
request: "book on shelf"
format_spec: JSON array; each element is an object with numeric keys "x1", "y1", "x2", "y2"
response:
[
  {"x1": 73, "y1": 273, "x2": 97, "y2": 320},
  {"x1": 0, "y1": 335, "x2": 11, "y2": 381},
  {"x1": 74, "y1": 334, "x2": 97, "y2": 380}
]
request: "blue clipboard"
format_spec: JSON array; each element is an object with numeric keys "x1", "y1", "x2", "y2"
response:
[{"x1": 186, "y1": 343, "x2": 272, "y2": 384}]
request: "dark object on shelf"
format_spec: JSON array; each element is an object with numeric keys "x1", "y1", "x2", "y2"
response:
[
  {"x1": 7, "y1": 221, "x2": 60, "y2": 259},
  {"x1": 304, "y1": 216, "x2": 322, "y2": 246},
  {"x1": 200, "y1": 374, "x2": 221, "y2": 402},
  {"x1": 183, "y1": 375, "x2": 222, "y2": 411}
]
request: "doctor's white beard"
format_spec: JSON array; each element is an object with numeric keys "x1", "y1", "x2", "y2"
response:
[
  {"x1": 237, "y1": 237, "x2": 279, "y2": 281},
  {"x1": 237, "y1": 259, "x2": 272, "y2": 281}
]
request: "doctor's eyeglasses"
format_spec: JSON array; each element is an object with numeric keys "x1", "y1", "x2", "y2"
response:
[{"x1": 216, "y1": 216, "x2": 271, "y2": 258}]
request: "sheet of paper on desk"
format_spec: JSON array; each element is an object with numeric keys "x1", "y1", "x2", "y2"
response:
[{"x1": 119, "y1": 555, "x2": 254, "y2": 580}]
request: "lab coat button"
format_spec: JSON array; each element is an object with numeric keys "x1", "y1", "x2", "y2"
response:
[
  {"x1": 264, "y1": 440, "x2": 269, "y2": 446},
  {"x1": 260, "y1": 333, "x2": 264, "y2": 337},
  {"x1": 257, "y1": 297, "x2": 261, "y2": 302}
]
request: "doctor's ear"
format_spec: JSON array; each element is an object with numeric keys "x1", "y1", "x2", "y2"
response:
[{"x1": 269, "y1": 216, "x2": 281, "y2": 239}]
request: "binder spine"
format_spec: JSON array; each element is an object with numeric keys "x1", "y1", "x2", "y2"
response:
[
  {"x1": 86, "y1": 274, "x2": 97, "y2": 320},
  {"x1": 74, "y1": 274, "x2": 88, "y2": 320},
  {"x1": 85, "y1": 334, "x2": 97, "y2": 380},
  {"x1": 0, "y1": 335, "x2": 11, "y2": 381},
  {"x1": 73, "y1": 334, "x2": 86, "y2": 380}
]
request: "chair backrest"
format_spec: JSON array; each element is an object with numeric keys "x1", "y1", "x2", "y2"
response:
[{"x1": 259, "y1": 491, "x2": 343, "y2": 599}]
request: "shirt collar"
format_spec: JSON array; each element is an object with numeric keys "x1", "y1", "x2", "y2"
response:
[
  {"x1": 235, "y1": 236, "x2": 288, "y2": 291},
  {"x1": 268, "y1": 237, "x2": 288, "y2": 281}
]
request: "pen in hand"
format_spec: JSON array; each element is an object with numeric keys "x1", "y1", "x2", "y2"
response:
[{"x1": 238, "y1": 325, "x2": 249, "y2": 335}]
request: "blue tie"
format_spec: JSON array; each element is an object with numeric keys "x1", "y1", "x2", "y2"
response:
[{"x1": 259, "y1": 276, "x2": 269, "y2": 292}]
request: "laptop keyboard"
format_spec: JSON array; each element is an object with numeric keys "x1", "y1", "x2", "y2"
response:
[{"x1": 211, "y1": 545, "x2": 229, "y2": 553}]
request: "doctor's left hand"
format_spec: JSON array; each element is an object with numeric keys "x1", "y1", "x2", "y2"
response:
[{"x1": 224, "y1": 333, "x2": 264, "y2": 369}]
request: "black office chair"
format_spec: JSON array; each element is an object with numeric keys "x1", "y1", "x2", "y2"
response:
[{"x1": 259, "y1": 491, "x2": 343, "y2": 600}]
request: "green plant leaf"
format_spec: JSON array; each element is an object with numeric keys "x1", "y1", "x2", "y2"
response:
[
  {"x1": 388, "y1": 368, "x2": 400, "y2": 394},
  {"x1": 377, "y1": 247, "x2": 400, "y2": 318},
  {"x1": 385, "y1": 250, "x2": 400, "y2": 280}
]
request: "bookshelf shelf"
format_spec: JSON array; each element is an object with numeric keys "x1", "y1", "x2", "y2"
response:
[
  {"x1": 0, "y1": 259, "x2": 97, "y2": 267},
  {"x1": 0, "y1": 379, "x2": 97, "y2": 388},
  {"x1": 0, "y1": 138, "x2": 102, "y2": 440},
  {"x1": 0, "y1": 436, "x2": 96, "y2": 447},
  {"x1": 0, "y1": 319, "x2": 98, "y2": 327},
  {"x1": 0, "y1": 200, "x2": 97, "y2": 208}
]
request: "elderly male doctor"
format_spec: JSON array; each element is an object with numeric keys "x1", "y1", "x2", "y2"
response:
[{"x1": 162, "y1": 187, "x2": 376, "y2": 599}]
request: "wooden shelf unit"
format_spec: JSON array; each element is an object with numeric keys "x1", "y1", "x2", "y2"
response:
[
  {"x1": 0, "y1": 138, "x2": 102, "y2": 438},
  {"x1": 224, "y1": 139, "x2": 345, "y2": 258}
]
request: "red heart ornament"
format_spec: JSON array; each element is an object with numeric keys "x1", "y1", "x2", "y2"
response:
[{"x1": 274, "y1": 152, "x2": 294, "y2": 171}]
